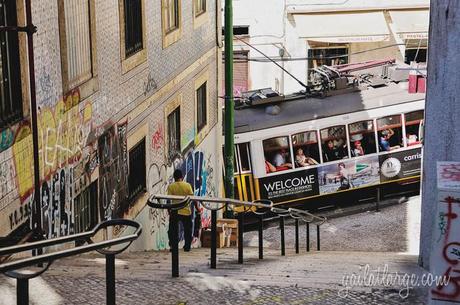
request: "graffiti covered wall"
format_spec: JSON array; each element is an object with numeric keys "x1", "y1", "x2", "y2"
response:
[
  {"x1": 130, "y1": 125, "x2": 220, "y2": 251},
  {"x1": 0, "y1": 89, "x2": 129, "y2": 238}
]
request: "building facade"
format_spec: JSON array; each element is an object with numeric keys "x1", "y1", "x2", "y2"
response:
[
  {"x1": 0, "y1": 0, "x2": 222, "y2": 251},
  {"x1": 228, "y1": 0, "x2": 429, "y2": 95}
]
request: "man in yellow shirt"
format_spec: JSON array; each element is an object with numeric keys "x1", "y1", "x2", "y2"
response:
[{"x1": 167, "y1": 169, "x2": 196, "y2": 252}]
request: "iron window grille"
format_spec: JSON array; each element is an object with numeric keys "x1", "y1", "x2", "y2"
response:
[
  {"x1": 0, "y1": 0, "x2": 23, "y2": 129},
  {"x1": 167, "y1": 107, "x2": 180, "y2": 159},
  {"x1": 124, "y1": 0, "x2": 143, "y2": 57},
  {"x1": 128, "y1": 138, "x2": 146, "y2": 201},
  {"x1": 196, "y1": 82, "x2": 207, "y2": 132}
]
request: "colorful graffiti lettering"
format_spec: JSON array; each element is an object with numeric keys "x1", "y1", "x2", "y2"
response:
[
  {"x1": 98, "y1": 124, "x2": 129, "y2": 221},
  {"x1": 146, "y1": 148, "x2": 215, "y2": 250},
  {"x1": 0, "y1": 128, "x2": 15, "y2": 152}
]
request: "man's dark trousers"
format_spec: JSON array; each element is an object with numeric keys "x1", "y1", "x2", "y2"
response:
[{"x1": 169, "y1": 214, "x2": 193, "y2": 251}]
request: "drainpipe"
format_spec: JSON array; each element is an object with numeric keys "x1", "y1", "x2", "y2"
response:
[
  {"x1": 224, "y1": 0, "x2": 234, "y2": 201},
  {"x1": 24, "y1": 0, "x2": 42, "y2": 239}
]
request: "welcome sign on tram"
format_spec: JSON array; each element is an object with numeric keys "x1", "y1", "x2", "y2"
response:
[{"x1": 259, "y1": 148, "x2": 422, "y2": 204}]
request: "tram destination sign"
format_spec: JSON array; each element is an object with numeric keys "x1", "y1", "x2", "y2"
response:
[
  {"x1": 259, "y1": 169, "x2": 319, "y2": 203},
  {"x1": 379, "y1": 148, "x2": 422, "y2": 182}
]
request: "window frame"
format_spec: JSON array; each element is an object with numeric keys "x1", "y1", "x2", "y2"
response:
[
  {"x1": 119, "y1": 0, "x2": 147, "y2": 74},
  {"x1": 193, "y1": 0, "x2": 208, "y2": 28},
  {"x1": 58, "y1": 0, "x2": 98, "y2": 98},
  {"x1": 403, "y1": 110, "x2": 424, "y2": 147},
  {"x1": 167, "y1": 106, "x2": 181, "y2": 160},
  {"x1": 196, "y1": 82, "x2": 207, "y2": 132},
  {"x1": 291, "y1": 130, "x2": 321, "y2": 168},
  {"x1": 262, "y1": 135, "x2": 294, "y2": 174},
  {"x1": 0, "y1": 0, "x2": 29, "y2": 130},
  {"x1": 376, "y1": 114, "x2": 404, "y2": 152},
  {"x1": 162, "y1": 0, "x2": 182, "y2": 48},
  {"x1": 307, "y1": 42, "x2": 349, "y2": 82},
  {"x1": 236, "y1": 143, "x2": 252, "y2": 174},
  {"x1": 347, "y1": 119, "x2": 378, "y2": 157},
  {"x1": 194, "y1": 71, "x2": 209, "y2": 144},
  {"x1": 128, "y1": 137, "x2": 147, "y2": 202},
  {"x1": 320, "y1": 125, "x2": 350, "y2": 163}
]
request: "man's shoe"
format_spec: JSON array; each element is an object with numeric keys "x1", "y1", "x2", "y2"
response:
[{"x1": 184, "y1": 248, "x2": 191, "y2": 252}]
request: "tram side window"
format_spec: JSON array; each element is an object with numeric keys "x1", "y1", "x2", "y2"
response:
[
  {"x1": 348, "y1": 120, "x2": 376, "y2": 157},
  {"x1": 238, "y1": 143, "x2": 251, "y2": 172},
  {"x1": 263, "y1": 136, "x2": 293, "y2": 173},
  {"x1": 291, "y1": 131, "x2": 320, "y2": 168},
  {"x1": 404, "y1": 110, "x2": 424, "y2": 146},
  {"x1": 377, "y1": 115, "x2": 403, "y2": 152},
  {"x1": 320, "y1": 126, "x2": 348, "y2": 162}
]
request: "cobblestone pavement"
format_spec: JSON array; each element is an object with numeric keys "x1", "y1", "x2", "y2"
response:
[
  {"x1": 0, "y1": 248, "x2": 429, "y2": 305},
  {"x1": 0, "y1": 196, "x2": 427, "y2": 305},
  {"x1": 244, "y1": 196, "x2": 420, "y2": 253}
]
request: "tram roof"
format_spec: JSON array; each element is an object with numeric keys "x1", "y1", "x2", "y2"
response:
[{"x1": 234, "y1": 82, "x2": 425, "y2": 134}]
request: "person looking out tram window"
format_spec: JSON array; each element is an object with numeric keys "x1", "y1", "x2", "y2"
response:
[
  {"x1": 272, "y1": 148, "x2": 292, "y2": 170},
  {"x1": 323, "y1": 140, "x2": 345, "y2": 162},
  {"x1": 379, "y1": 129, "x2": 400, "y2": 151},
  {"x1": 295, "y1": 147, "x2": 318, "y2": 167},
  {"x1": 353, "y1": 141, "x2": 364, "y2": 156}
]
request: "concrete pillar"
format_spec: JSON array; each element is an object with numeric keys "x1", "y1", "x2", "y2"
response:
[{"x1": 420, "y1": 2, "x2": 460, "y2": 304}]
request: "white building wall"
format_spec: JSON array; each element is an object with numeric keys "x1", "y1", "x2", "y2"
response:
[{"x1": 226, "y1": 0, "x2": 429, "y2": 94}]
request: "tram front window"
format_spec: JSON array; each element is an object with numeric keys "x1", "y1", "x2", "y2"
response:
[
  {"x1": 320, "y1": 126, "x2": 348, "y2": 162},
  {"x1": 348, "y1": 120, "x2": 376, "y2": 157},
  {"x1": 291, "y1": 131, "x2": 320, "y2": 168},
  {"x1": 377, "y1": 115, "x2": 403, "y2": 152},
  {"x1": 263, "y1": 136, "x2": 293, "y2": 173}
]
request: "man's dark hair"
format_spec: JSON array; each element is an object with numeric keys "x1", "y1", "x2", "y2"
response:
[{"x1": 173, "y1": 169, "x2": 183, "y2": 181}]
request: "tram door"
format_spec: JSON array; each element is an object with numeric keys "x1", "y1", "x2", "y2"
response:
[{"x1": 234, "y1": 143, "x2": 256, "y2": 202}]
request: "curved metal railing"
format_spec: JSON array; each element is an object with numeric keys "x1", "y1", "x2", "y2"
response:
[
  {"x1": 146, "y1": 193, "x2": 328, "y2": 276},
  {"x1": 0, "y1": 219, "x2": 142, "y2": 305}
]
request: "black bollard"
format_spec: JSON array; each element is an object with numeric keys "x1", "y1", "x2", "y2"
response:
[
  {"x1": 376, "y1": 187, "x2": 381, "y2": 212},
  {"x1": 238, "y1": 212, "x2": 244, "y2": 264},
  {"x1": 106, "y1": 254, "x2": 116, "y2": 305},
  {"x1": 211, "y1": 209, "x2": 217, "y2": 269},
  {"x1": 171, "y1": 210, "x2": 179, "y2": 277},
  {"x1": 317, "y1": 224, "x2": 320, "y2": 251},
  {"x1": 280, "y1": 216, "x2": 285, "y2": 256},
  {"x1": 295, "y1": 219, "x2": 299, "y2": 254},
  {"x1": 258, "y1": 215, "x2": 263, "y2": 259},
  {"x1": 306, "y1": 222, "x2": 310, "y2": 252},
  {"x1": 17, "y1": 279, "x2": 29, "y2": 305}
]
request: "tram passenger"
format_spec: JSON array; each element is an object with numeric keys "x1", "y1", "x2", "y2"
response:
[
  {"x1": 265, "y1": 160, "x2": 277, "y2": 173},
  {"x1": 406, "y1": 133, "x2": 419, "y2": 146},
  {"x1": 272, "y1": 148, "x2": 293, "y2": 170},
  {"x1": 353, "y1": 141, "x2": 364, "y2": 156},
  {"x1": 379, "y1": 129, "x2": 400, "y2": 151},
  {"x1": 295, "y1": 147, "x2": 318, "y2": 167},
  {"x1": 323, "y1": 140, "x2": 342, "y2": 162}
]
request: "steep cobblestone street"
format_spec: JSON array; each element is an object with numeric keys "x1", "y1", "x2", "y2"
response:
[{"x1": 0, "y1": 248, "x2": 428, "y2": 304}]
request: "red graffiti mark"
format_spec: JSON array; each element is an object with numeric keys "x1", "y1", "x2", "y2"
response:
[
  {"x1": 151, "y1": 125, "x2": 164, "y2": 153},
  {"x1": 441, "y1": 164, "x2": 460, "y2": 182},
  {"x1": 432, "y1": 267, "x2": 460, "y2": 300},
  {"x1": 441, "y1": 196, "x2": 460, "y2": 242}
]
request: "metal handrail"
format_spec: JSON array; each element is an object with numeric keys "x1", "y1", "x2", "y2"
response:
[
  {"x1": 288, "y1": 208, "x2": 327, "y2": 225},
  {"x1": 148, "y1": 194, "x2": 272, "y2": 209},
  {"x1": 0, "y1": 219, "x2": 141, "y2": 274},
  {"x1": 0, "y1": 219, "x2": 142, "y2": 305},
  {"x1": 147, "y1": 196, "x2": 191, "y2": 210}
]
